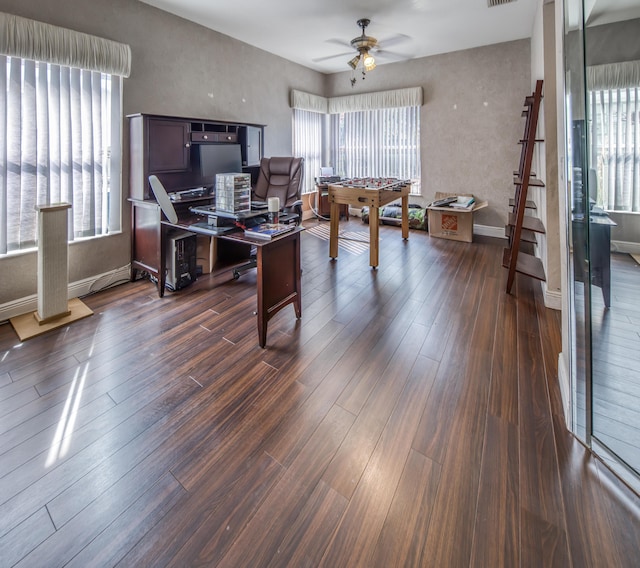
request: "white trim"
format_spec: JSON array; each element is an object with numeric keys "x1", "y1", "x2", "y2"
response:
[
  {"x1": 557, "y1": 351, "x2": 571, "y2": 430},
  {"x1": 473, "y1": 224, "x2": 506, "y2": 239},
  {"x1": 0, "y1": 265, "x2": 130, "y2": 321},
  {"x1": 542, "y1": 284, "x2": 563, "y2": 310},
  {"x1": 611, "y1": 239, "x2": 640, "y2": 254}
]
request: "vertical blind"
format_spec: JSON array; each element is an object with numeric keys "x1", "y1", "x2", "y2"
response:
[
  {"x1": 0, "y1": 56, "x2": 122, "y2": 253},
  {"x1": 330, "y1": 106, "x2": 421, "y2": 195},
  {"x1": 292, "y1": 108, "x2": 323, "y2": 194},
  {"x1": 0, "y1": 11, "x2": 130, "y2": 255},
  {"x1": 588, "y1": 87, "x2": 640, "y2": 212}
]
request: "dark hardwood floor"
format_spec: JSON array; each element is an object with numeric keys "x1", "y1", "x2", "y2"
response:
[{"x1": 0, "y1": 219, "x2": 638, "y2": 567}]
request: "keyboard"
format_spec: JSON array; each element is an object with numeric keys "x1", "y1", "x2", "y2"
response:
[{"x1": 189, "y1": 204, "x2": 216, "y2": 216}]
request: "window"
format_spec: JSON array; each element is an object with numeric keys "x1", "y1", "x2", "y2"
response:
[
  {"x1": 1, "y1": 57, "x2": 122, "y2": 253},
  {"x1": 588, "y1": 86, "x2": 639, "y2": 212},
  {"x1": 0, "y1": 12, "x2": 130, "y2": 255},
  {"x1": 292, "y1": 108, "x2": 323, "y2": 194},
  {"x1": 290, "y1": 87, "x2": 423, "y2": 197},
  {"x1": 330, "y1": 106, "x2": 421, "y2": 195}
]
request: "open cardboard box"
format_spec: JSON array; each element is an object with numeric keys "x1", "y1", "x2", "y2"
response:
[{"x1": 427, "y1": 192, "x2": 488, "y2": 243}]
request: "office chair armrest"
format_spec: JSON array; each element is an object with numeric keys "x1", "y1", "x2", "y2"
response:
[{"x1": 283, "y1": 200, "x2": 303, "y2": 225}]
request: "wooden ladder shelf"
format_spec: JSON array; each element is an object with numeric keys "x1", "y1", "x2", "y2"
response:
[{"x1": 503, "y1": 80, "x2": 545, "y2": 293}]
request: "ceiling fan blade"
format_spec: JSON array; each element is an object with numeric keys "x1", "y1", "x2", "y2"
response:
[
  {"x1": 325, "y1": 38, "x2": 352, "y2": 49},
  {"x1": 374, "y1": 49, "x2": 413, "y2": 62},
  {"x1": 377, "y1": 33, "x2": 412, "y2": 50},
  {"x1": 312, "y1": 51, "x2": 354, "y2": 63}
]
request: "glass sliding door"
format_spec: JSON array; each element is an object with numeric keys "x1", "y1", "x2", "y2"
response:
[{"x1": 565, "y1": 0, "x2": 640, "y2": 489}]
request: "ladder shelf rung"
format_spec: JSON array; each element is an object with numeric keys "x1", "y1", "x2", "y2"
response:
[
  {"x1": 513, "y1": 177, "x2": 545, "y2": 187},
  {"x1": 503, "y1": 248, "x2": 546, "y2": 282},
  {"x1": 508, "y1": 213, "x2": 545, "y2": 233}
]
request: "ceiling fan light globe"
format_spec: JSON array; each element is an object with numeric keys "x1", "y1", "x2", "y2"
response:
[
  {"x1": 348, "y1": 55, "x2": 360, "y2": 69},
  {"x1": 363, "y1": 54, "x2": 375, "y2": 68}
]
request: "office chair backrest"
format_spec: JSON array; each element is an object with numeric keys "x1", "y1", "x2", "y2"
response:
[
  {"x1": 148, "y1": 175, "x2": 178, "y2": 224},
  {"x1": 252, "y1": 157, "x2": 304, "y2": 208}
]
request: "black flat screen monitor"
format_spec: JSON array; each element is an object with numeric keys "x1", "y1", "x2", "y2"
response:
[{"x1": 200, "y1": 143, "x2": 243, "y2": 180}]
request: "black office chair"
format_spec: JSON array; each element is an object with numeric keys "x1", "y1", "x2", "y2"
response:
[{"x1": 233, "y1": 156, "x2": 304, "y2": 280}]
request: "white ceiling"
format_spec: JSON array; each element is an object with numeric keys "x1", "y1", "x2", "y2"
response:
[{"x1": 137, "y1": 0, "x2": 541, "y2": 74}]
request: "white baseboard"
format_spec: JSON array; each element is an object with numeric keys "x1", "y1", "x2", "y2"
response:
[
  {"x1": 611, "y1": 239, "x2": 640, "y2": 254},
  {"x1": 542, "y1": 285, "x2": 562, "y2": 310},
  {"x1": 473, "y1": 224, "x2": 506, "y2": 239},
  {"x1": 0, "y1": 265, "x2": 131, "y2": 322}
]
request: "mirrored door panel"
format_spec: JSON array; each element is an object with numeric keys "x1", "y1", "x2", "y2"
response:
[
  {"x1": 586, "y1": 0, "x2": 640, "y2": 476},
  {"x1": 568, "y1": 0, "x2": 640, "y2": 481}
]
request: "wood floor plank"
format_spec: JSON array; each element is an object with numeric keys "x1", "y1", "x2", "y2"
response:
[
  {"x1": 370, "y1": 449, "x2": 441, "y2": 567},
  {"x1": 141, "y1": 358, "x2": 282, "y2": 492},
  {"x1": 0, "y1": 394, "x2": 115, "y2": 478},
  {"x1": 216, "y1": 404, "x2": 356, "y2": 567},
  {"x1": 488, "y1": 291, "x2": 519, "y2": 424},
  {"x1": 516, "y1": 275, "x2": 570, "y2": 566},
  {"x1": 322, "y1": 321, "x2": 429, "y2": 499},
  {"x1": 469, "y1": 414, "x2": 519, "y2": 568},
  {"x1": 21, "y1": 472, "x2": 185, "y2": 568},
  {"x1": 0, "y1": 378, "x2": 198, "y2": 535},
  {"x1": 265, "y1": 480, "x2": 349, "y2": 568},
  {"x1": 411, "y1": 252, "x2": 496, "y2": 464},
  {"x1": 262, "y1": 312, "x2": 393, "y2": 467},
  {"x1": 121, "y1": 451, "x2": 284, "y2": 567},
  {"x1": 336, "y1": 298, "x2": 424, "y2": 415},
  {"x1": 416, "y1": 277, "x2": 501, "y2": 567},
  {"x1": 0, "y1": 507, "x2": 55, "y2": 568},
  {"x1": 552, "y1": 412, "x2": 629, "y2": 567},
  {"x1": 318, "y1": 355, "x2": 438, "y2": 567}
]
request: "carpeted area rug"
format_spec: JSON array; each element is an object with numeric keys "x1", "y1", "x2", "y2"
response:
[{"x1": 305, "y1": 223, "x2": 372, "y2": 255}]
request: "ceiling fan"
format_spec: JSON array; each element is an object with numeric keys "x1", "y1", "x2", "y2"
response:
[
  {"x1": 348, "y1": 18, "x2": 378, "y2": 85},
  {"x1": 314, "y1": 18, "x2": 411, "y2": 87}
]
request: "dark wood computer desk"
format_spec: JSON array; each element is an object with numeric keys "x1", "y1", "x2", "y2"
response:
[{"x1": 130, "y1": 199, "x2": 302, "y2": 348}]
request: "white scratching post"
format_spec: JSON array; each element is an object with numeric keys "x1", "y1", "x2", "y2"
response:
[
  {"x1": 36, "y1": 203, "x2": 72, "y2": 323},
  {"x1": 10, "y1": 203, "x2": 93, "y2": 341}
]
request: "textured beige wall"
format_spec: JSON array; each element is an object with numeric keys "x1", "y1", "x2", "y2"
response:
[
  {"x1": 0, "y1": 0, "x2": 324, "y2": 305},
  {"x1": 0, "y1": 0, "x2": 532, "y2": 307},
  {"x1": 325, "y1": 39, "x2": 531, "y2": 229}
]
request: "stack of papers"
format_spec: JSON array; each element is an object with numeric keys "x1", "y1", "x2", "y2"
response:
[{"x1": 449, "y1": 196, "x2": 475, "y2": 209}]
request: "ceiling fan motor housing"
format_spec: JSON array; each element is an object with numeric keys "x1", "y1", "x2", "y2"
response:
[{"x1": 351, "y1": 18, "x2": 377, "y2": 53}]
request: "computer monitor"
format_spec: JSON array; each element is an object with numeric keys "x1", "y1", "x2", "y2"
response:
[{"x1": 200, "y1": 143, "x2": 243, "y2": 180}]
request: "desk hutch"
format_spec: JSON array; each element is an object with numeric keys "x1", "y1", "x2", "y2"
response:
[{"x1": 128, "y1": 113, "x2": 265, "y2": 286}]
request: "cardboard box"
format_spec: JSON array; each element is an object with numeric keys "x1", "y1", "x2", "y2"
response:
[
  {"x1": 196, "y1": 235, "x2": 217, "y2": 274},
  {"x1": 427, "y1": 192, "x2": 488, "y2": 243}
]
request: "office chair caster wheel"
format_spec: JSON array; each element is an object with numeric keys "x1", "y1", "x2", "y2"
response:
[{"x1": 232, "y1": 270, "x2": 240, "y2": 280}]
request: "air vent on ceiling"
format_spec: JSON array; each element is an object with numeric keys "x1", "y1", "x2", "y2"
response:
[{"x1": 488, "y1": 0, "x2": 517, "y2": 6}]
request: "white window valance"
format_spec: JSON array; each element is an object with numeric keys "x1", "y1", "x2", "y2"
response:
[
  {"x1": 587, "y1": 60, "x2": 640, "y2": 90},
  {"x1": 291, "y1": 87, "x2": 423, "y2": 114},
  {"x1": 290, "y1": 90, "x2": 328, "y2": 113},
  {"x1": 328, "y1": 87, "x2": 423, "y2": 113},
  {"x1": 0, "y1": 11, "x2": 131, "y2": 77}
]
